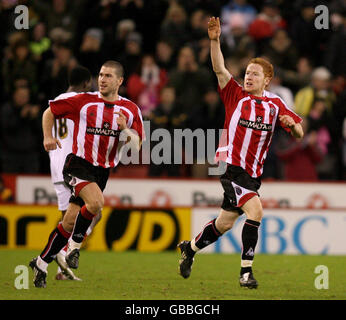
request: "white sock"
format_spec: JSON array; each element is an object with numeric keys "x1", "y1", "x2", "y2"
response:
[
  {"x1": 36, "y1": 256, "x2": 48, "y2": 273},
  {"x1": 59, "y1": 247, "x2": 67, "y2": 256},
  {"x1": 241, "y1": 259, "x2": 253, "y2": 268},
  {"x1": 56, "y1": 247, "x2": 66, "y2": 273},
  {"x1": 68, "y1": 239, "x2": 82, "y2": 252},
  {"x1": 190, "y1": 239, "x2": 200, "y2": 252},
  {"x1": 86, "y1": 227, "x2": 92, "y2": 237}
]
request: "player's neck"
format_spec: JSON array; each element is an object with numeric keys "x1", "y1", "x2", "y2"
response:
[
  {"x1": 248, "y1": 89, "x2": 264, "y2": 97},
  {"x1": 100, "y1": 91, "x2": 119, "y2": 102}
]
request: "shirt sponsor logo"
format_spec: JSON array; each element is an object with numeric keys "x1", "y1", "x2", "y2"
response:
[
  {"x1": 238, "y1": 118, "x2": 272, "y2": 131},
  {"x1": 86, "y1": 122, "x2": 120, "y2": 137}
]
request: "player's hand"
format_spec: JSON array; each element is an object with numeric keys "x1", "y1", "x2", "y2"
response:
[
  {"x1": 43, "y1": 137, "x2": 61, "y2": 152},
  {"x1": 114, "y1": 110, "x2": 128, "y2": 131},
  {"x1": 208, "y1": 17, "x2": 221, "y2": 40},
  {"x1": 279, "y1": 115, "x2": 296, "y2": 129}
]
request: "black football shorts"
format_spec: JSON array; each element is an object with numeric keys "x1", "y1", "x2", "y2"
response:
[
  {"x1": 220, "y1": 165, "x2": 261, "y2": 215},
  {"x1": 62, "y1": 153, "x2": 110, "y2": 207}
]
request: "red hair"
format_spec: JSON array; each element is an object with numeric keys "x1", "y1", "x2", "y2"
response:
[{"x1": 248, "y1": 57, "x2": 274, "y2": 79}]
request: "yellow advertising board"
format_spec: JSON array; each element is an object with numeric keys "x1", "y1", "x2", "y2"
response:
[
  {"x1": 0, "y1": 205, "x2": 61, "y2": 249},
  {"x1": 0, "y1": 205, "x2": 191, "y2": 251}
]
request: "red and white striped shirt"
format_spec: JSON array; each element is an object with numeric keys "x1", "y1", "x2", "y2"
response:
[
  {"x1": 215, "y1": 78, "x2": 302, "y2": 178},
  {"x1": 49, "y1": 92, "x2": 144, "y2": 168}
]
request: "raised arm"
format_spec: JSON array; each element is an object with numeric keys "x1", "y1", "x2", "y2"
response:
[{"x1": 208, "y1": 17, "x2": 231, "y2": 89}]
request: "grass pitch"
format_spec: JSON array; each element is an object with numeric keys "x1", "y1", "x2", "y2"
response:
[{"x1": 0, "y1": 249, "x2": 345, "y2": 300}]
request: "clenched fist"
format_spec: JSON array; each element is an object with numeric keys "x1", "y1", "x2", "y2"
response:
[
  {"x1": 279, "y1": 115, "x2": 296, "y2": 129},
  {"x1": 114, "y1": 110, "x2": 128, "y2": 131},
  {"x1": 43, "y1": 137, "x2": 61, "y2": 152}
]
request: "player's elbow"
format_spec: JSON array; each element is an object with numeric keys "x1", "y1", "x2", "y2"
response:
[{"x1": 213, "y1": 66, "x2": 227, "y2": 76}]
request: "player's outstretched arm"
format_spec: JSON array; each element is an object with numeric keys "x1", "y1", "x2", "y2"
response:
[
  {"x1": 42, "y1": 107, "x2": 61, "y2": 151},
  {"x1": 279, "y1": 115, "x2": 304, "y2": 139},
  {"x1": 208, "y1": 17, "x2": 231, "y2": 90}
]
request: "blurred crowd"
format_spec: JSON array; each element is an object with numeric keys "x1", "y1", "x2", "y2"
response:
[{"x1": 0, "y1": 0, "x2": 345, "y2": 181}]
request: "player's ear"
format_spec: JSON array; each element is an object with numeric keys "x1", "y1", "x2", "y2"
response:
[
  {"x1": 264, "y1": 77, "x2": 271, "y2": 87},
  {"x1": 118, "y1": 77, "x2": 124, "y2": 87}
]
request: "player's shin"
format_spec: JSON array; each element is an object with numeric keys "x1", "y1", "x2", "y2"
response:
[
  {"x1": 69, "y1": 205, "x2": 95, "y2": 250},
  {"x1": 191, "y1": 218, "x2": 222, "y2": 255},
  {"x1": 240, "y1": 219, "x2": 260, "y2": 275},
  {"x1": 39, "y1": 222, "x2": 71, "y2": 270}
]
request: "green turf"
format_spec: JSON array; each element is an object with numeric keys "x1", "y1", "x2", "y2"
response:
[{"x1": 0, "y1": 249, "x2": 345, "y2": 300}]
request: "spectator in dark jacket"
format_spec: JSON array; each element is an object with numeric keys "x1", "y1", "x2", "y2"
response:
[
  {"x1": 276, "y1": 121, "x2": 322, "y2": 181},
  {"x1": 148, "y1": 86, "x2": 187, "y2": 177},
  {"x1": 0, "y1": 86, "x2": 41, "y2": 173},
  {"x1": 168, "y1": 46, "x2": 214, "y2": 127},
  {"x1": 3, "y1": 38, "x2": 38, "y2": 97}
]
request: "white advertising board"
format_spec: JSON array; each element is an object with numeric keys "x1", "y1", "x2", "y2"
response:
[
  {"x1": 191, "y1": 208, "x2": 346, "y2": 255},
  {"x1": 16, "y1": 176, "x2": 346, "y2": 209}
]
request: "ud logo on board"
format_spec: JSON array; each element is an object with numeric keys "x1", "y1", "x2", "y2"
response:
[{"x1": 104, "y1": 208, "x2": 190, "y2": 252}]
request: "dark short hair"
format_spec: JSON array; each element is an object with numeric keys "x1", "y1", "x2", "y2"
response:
[
  {"x1": 101, "y1": 60, "x2": 124, "y2": 78},
  {"x1": 68, "y1": 66, "x2": 92, "y2": 87}
]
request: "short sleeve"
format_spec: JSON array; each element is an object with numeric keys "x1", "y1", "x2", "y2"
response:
[
  {"x1": 217, "y1": 77, "x2": 243, "y2": 112},
  {"x1": 49, "y1": 94, "x2": 84, "y2": 120},
  {"x1": 130, "y1": 108, "x2": 146, "y2": 142},
  {"x1": 278, "y1": 98, "x2": 303, "y2": 133}
]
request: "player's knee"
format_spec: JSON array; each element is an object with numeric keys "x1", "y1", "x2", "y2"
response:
[
  {"x1": 221, "y1": 221, "x2": 234, "y2": 233},
  {"x1": 86, "y1": 197, "x2": 104, "y2": 215},
  {"x1": 61, "y1": 218, "x2": 74, "y2": 233},
  {"x1": 62, "y1": 207, "x2": 79, "y2": 232},
  {"x1": 247, "y1": 208, "x2": 263, "y2": 222},
  {"x1": 215, "y1": 218, "x2": 234, "y2": 234}
]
